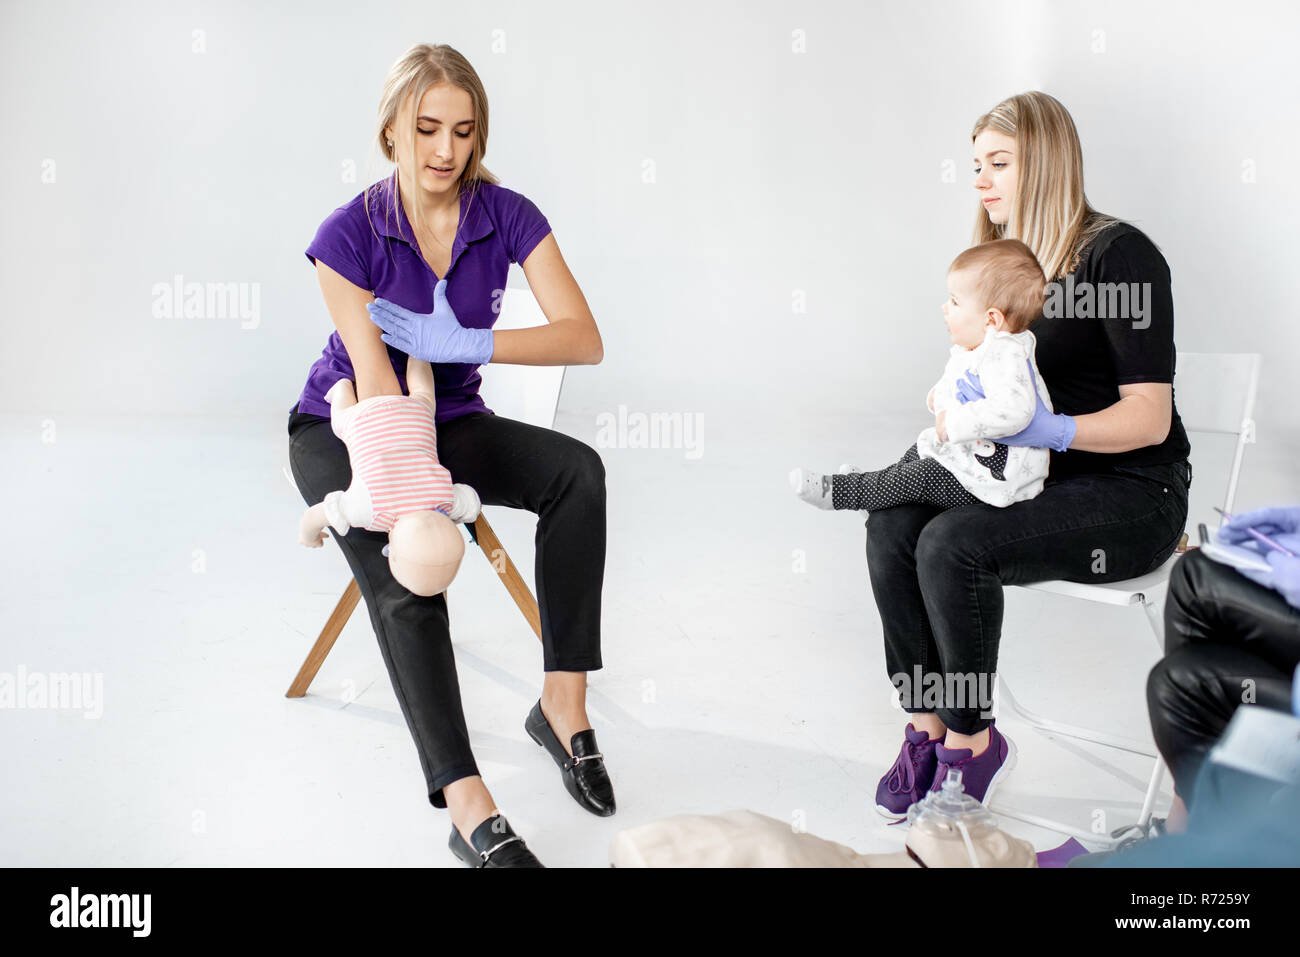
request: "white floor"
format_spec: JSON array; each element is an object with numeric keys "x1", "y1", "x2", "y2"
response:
[{"x1": 3, "y1": 405, "x2": 1293, "y2": 867}]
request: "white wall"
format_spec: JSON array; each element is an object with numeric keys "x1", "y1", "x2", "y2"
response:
[{"x1": 3, "y1": 0, "x2": 1296, "y2": 454}]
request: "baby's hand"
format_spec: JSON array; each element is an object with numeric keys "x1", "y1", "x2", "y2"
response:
[
  {"x1": 299, "y1": 508, "x2": 330, "y2": 548},
  {"x1": 936, "y1": 409, "x2": 949, "y2": 443}
]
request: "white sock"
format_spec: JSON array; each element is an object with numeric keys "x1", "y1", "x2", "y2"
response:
[{"x1": 790, "y1": 467, "x2": 835, "y2": 509}]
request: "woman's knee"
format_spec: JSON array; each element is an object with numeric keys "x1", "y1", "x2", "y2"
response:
[
  {"x1": 914, "y1": 510, "x2": 982, "y2": 575},
  {"x1": 574, "y1": 440, "x2": 606, "y2": 486},
  {"x1": 550, "y1": 438, "x2": 606, "y2": 502},
  {"x1": 865, "y1": 504, "x2": 934, "y2": 563},
  {"x1": 1146, "y1": 653, "x2": 1185, "y2": 728}
]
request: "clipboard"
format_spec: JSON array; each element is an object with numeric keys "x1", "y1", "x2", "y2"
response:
[{"x1": 1198, "y1": 522, "x2": 1272, "y2": 574}]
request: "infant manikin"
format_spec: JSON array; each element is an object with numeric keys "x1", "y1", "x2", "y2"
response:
[{"x1": 297, "y1": 354, "x2": 481, "y2": 596}]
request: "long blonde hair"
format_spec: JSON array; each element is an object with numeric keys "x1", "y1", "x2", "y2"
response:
[
  {"x1": 971, "y1": 91, "x2": 1120, "y2": 280},
  {"x1": 364, "y1": 43, "x2": 499, "y2": 249}
]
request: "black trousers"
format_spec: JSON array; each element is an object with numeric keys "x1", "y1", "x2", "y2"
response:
[
  {"x1": 866, "y1": 460, "x2": 1191, "y2": 734},
  {"x1": 1146, "y1": 548, "x2": 1300, "y2": 806},
  {"x1": 287, "y1": 404, "x2": 606, "y2": 808}
]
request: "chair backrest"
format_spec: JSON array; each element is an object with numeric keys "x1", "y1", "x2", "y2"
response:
[
  {"x1": 476, "y1": 286, "x2": 566, "y2": 430},
  {"x1": 1173, "y1": 352, "x2": 1260, "y2": 531}
]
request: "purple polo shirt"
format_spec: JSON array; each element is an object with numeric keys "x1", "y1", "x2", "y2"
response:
[{"x1": 293, "y1": 173, "x2": 552, "y2": 422}]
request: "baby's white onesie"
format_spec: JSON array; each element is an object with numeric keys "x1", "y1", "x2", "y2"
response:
[{"x1": 915, "y1": 328, "x2": 1054, "y2": 507}]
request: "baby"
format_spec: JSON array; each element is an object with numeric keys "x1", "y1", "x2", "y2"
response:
[
  {"x1": 297, "y1": 353, "x2": 481, "y2": 596},
  {"x1": 791, "y1": 238, "x2": 1054, "y2": 514}
]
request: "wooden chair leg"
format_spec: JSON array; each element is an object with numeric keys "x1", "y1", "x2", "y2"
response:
[
  {"x1": 286, "y1": 578, "x2": 361, "y2": 698},
  {"x1": 470, "y1": 512, "x2": 543, "y2": 643}
]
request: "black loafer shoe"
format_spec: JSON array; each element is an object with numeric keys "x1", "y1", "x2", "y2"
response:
[
  {"x1": 448, "y1": 813, "x2": 544, "y2": 868},
  {"x1": 525, "y1": 699, "x2": 617, "y2": 817}
]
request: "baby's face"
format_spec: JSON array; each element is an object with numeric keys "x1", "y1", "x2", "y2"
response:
[{"x1": 942, "y1": 269, "x2": 997, "y2": 350}]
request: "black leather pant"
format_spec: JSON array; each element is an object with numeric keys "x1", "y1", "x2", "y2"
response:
[
  {"x1": 1147, "y1": 548, "x2": 1300, "y2": 806},
  {"x1": 287, "y1": 404, "x2": 606, "y2": 808},
  {"x1": 866, "y1": 460, "x2": 1191, "y2": 734}
]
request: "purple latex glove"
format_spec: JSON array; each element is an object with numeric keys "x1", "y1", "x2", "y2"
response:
[
  {"x1": 366, "y1": 279, "x2": 494, "y2": 365},
  {"x1": 953, "y1": 359, "x2": 1076, "y2": 452},
  {"x1": 954, "y1": 370, "x2": 986, "y2": 405},
  {"x1": 1216, "y1": 506, "x2": 1300, "y2": 608},
  {"x1": 1218, "y1": 505, "x2": 1300, "y2": 546},
  {"x1": 1224, "y1": 543, "x2": 1300, "y2": 609}
]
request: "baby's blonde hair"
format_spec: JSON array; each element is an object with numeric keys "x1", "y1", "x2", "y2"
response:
[{"x1": 948, "y1": 239, "x2": 1047, "y2": 333}]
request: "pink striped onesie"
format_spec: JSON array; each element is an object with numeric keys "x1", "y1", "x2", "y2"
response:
[{"x1": 322, "y1": 394, "x2": 455, "y2": 534}]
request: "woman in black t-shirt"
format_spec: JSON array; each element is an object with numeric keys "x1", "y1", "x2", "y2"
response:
[{"x1": 869, "y1": 91, "x2": 1192, "y2": 822}]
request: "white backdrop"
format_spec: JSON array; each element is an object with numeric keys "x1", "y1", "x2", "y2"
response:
[
  {"x1": 3, "y1": 0, "x2": 1297, "y2": 448},
  {"x1": 3, "y1": 0, "x2": 1298, "y2": 870}
]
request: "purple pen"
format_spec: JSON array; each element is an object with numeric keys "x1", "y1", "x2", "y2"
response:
[{"x1": 1214, "y1": 507, "x2": 1298, "y2": 558}]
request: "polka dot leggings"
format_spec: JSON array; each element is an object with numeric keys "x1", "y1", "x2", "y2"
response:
[{"x1": 831, "y1": 442, "x2": 1004, "y2": 511}]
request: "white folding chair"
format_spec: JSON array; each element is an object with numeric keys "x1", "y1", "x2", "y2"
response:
[
  {"x1": 285, "y1": 286, "x2": 567, "y2": 697},
  {"x1": 476, "y1": 287, "x2": 568, "y2": 433},
  {"x1": 989, "y1": 352, "x2": 1261, "y2": 846}
]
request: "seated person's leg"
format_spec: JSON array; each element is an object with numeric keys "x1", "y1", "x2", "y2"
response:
[
  {"x1": 1147, "y1": 642, "x2": 1292, "y2": 810},
  {"x1": 792, "y1": 444, "x2": 978, "y2": 512},
  {"x1": 1152, "y1": 547, "x2": 1300, "y2": 817},
  {"x1": 1164, "y1": 548, "x2": 1300, "y2": 668}
]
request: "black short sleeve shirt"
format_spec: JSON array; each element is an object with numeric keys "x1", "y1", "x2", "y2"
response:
[{"x1": 1028, "y1": 221, "x2": 1191, "y2": 477}]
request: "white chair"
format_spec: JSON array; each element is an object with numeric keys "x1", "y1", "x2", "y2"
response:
[
  {"x1": 476, "y1": 287, "x2": 568, "y2": 431},
  {"x1": 988, "y1": 352, "x2": 1261, "y2": 846},
  {"x1": 285, "y1": 286, "x2": 567, "y2": 697}
]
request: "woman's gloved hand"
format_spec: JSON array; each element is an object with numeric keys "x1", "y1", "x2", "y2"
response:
[
  {"x1": 954, "y1": 359, "x2": 1076, "y2": 452},
  {"x1": 1219, "y1": 506, "x2": 1300, "y2": 547},
  {"x1": 954, "y1": 371, "x2": 985, "y2": 405},
  {"x1": 1217, "y1": 506, "x2": 1300, "y2": 609},
  {"x1": 366, "y1": 279, "x2": 494, "y2": 365},
  {"x1": 1226, "y1": 546, "x2": 1300, "y2": 610}
]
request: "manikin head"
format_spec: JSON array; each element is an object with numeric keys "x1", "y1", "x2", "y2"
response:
[{"x1": 383, "y1": 509, "x2": 466, "y2": 596}]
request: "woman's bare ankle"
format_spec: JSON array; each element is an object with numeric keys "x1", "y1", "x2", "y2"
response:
[
  {"x1": 944, "y1": 727, "x2": 990, "y2": 757},
  {"x1": 541, "y1": 671, "x2": 593, "y2": 756},
  {"x1": 443, "y1": 776, "x2": 498, "y2": 842},
  {"x1": 910, "y1": 713, "x2": 947, "y2": 741}
]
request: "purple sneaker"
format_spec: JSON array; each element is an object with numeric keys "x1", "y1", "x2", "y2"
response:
[
  {"x1": 875, "y1": 723, "x2": 940, "y2": 821},
  {"x1": 928, "y1": 721, "x2": 1017, "y2": 805}
]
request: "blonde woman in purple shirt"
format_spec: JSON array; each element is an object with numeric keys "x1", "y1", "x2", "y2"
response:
[{"x1": 288, "y1": 43, "x2": 612, "y2": 867}]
